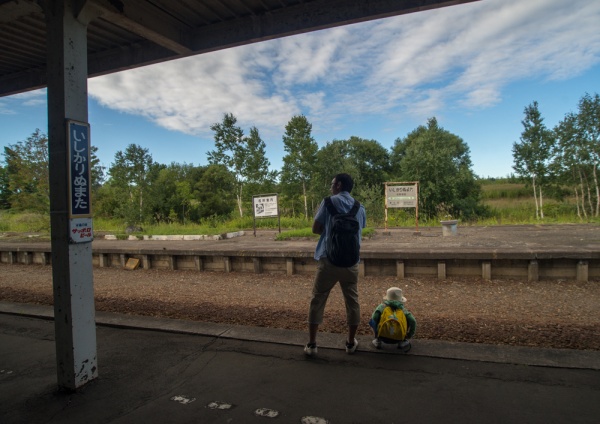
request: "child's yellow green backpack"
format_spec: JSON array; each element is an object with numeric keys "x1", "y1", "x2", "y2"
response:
[{"x1": 377, "y1": 305, "x2": 408, "y2": 341}]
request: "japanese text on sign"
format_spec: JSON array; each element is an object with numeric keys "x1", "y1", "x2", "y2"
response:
[
  {"x1": 68, "y1": 121, "x2": 91, "y2": 218},
  {"x1": 387, "y1": 185, "x2": 417, "y2": 208},
  {"x1": 70, "y1": 218, "x2": 93, "y2": 243},
  {"x1": 253, "y1": 195, "x2": 279, "y2": 218}
]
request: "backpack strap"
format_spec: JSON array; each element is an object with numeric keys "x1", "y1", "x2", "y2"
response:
[
  {"x1": 323, "y1": 196, "x2": 339, "y2": 216},
  {"x1": 324, "y1": 196, "x2": 360, "y2": 217},
  {"x1": 349, "y1": 200, "x2": 360, "y2": 217}
]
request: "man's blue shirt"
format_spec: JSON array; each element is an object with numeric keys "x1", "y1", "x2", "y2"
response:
[{"x1": 313, "y1": 191, "x2": 367, "y2": 261}]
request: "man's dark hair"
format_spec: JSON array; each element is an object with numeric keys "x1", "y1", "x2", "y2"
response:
[{"x1": 334, "y1": 173, "x2": 354, "y2": 193}]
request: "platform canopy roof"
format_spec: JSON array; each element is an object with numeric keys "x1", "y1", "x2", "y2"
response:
[{"x1": 0, "y1": 0, "x2": 477, "y2": 97}]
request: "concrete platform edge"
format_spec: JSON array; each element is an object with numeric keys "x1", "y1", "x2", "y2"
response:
[{"x1": 1, "y1": 301, "x2": 599, "y2": 371}]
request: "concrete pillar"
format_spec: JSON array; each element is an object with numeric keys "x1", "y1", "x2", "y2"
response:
[
  {"x1": 396, "y1": 260, "x2": 405, "y2": 279},
  {"x1": 23, "y1": 252, "x2": 32, "y2": 265},
  {"x1": 577, "y1": 260, "x2": 589, "y2": 282},
  {"x1": 528, "y1": 260, "x2": 539, "y2": 282},
  {"x1": 142, "y1": 255, "x2": 150, "y2": 270},
  {"x1": 253, "y1": 258, "x2": 262, "y2": 274},
  {"x1": 437, "y1": 261, "x2": 446, "y2": 279},
  {"x1": 8, "y1": 251, "x2": 15, "y2": 264},
  {"x1": 120, "y1": 254, "x2": 126, "y2": 268},
  {"x1": 286, "y1": 258, "x2": 294, "y2": 276},
  {"x1": 194, "y1": 256, "x2": 203, "y2": 271},
  {"x1": 224, "y1": 257, "x2": 232, "y2": 273},
  {"x1": 359, "y1": 261, "x2": 365, "y2": 277},
  {"x1": 46, "y1": 1, "x2": 98, "y2": 390},
  {"x1": 482, "y1": 262, "x2": 492, "y2": 280},
  {"x1": 41, "y1": 252, "x2": 49, "y2": 266},
  {"x1": 168, "y1": 255, "x2": 175, "y2": 270}
]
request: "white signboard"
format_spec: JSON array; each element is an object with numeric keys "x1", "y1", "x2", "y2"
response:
[
  {"x1": 386, "y1": 185, "x2": 417, "y2": 208},
  {"x1": 69, "y1": 217, "x2": 94, "y2": 243},
  {"x1": 253, "y1": 194, "x2": 279, "y2": 218}
]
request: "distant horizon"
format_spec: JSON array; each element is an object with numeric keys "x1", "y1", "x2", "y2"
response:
[{"x1": 1, "y1": 0, "x2": 599, "y2": 180}]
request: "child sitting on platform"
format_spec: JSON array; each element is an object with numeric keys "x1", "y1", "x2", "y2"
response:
[{"x1": 369, "y1": 287, "x2": 417, "y2": 352}]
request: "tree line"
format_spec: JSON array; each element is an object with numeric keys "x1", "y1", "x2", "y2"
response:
[
  {"x1": 1, "y1": 114, "x2": 483, "y2": 226},
  {"x1": 2, "y1": 92, "x2": 596, "y2": 227},
  {"x1": 512, "y1": 92, "x2": 600, "y2": 219}
]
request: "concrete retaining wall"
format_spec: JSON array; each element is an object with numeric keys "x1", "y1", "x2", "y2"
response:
[{"x1": 1, "y1": 247, "x2": 598, "y2": 282}]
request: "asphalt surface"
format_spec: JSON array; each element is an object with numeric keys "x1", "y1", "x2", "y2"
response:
[
  {"x1": 2, "y1": 224, "x2": 600, "y2": 423},
  {"x1": 1, "y1": 303, "x2": 600, "y2": 424}
]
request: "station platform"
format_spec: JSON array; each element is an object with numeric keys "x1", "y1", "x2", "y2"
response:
[{"x1": 1, "y1": 302, "x2": 600, "y2": 423}]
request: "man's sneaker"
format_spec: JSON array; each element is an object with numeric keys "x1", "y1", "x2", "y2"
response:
[
  {"x1": 398, "y1": 340, "x2": 411, "y2": 353},
  {"x1": 372, "y1": 338, "x2": 382, "y2": 349},
  {"x1": 345, "y1": 338, "x2": 359, "y2": 354},
  {"x1": 304, "y1": 343, "x2": 318, "y2": 356}
]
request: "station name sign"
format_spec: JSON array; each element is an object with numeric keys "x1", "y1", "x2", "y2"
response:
[
  {"x1": 386, "y1": 184, "x2": 417, "y2": 208},
  {"x1": 67, "y1": 120, "x2": 93, "y2": 243}
]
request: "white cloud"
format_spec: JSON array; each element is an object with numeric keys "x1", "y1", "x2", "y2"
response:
[
  {"x1": 1, "y1": 89, "x2": 46, "y2": 113},
  {"x1": 88, "y1": 0, "x2": 600, "y2": 140}
]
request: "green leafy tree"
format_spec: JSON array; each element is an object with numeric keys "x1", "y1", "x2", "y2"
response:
[
  {"x1": 106, "y1": 144, "x2": 156, "y2": 225},
  {"x1": 0, "y1": 165, "x2": 11, "y2": 209},
  {"x1": 90, "y1": 145, "x2": 105, "y2": 190},
  {"x1": 89, "y1": 145, "x2": 105, "y2": 210},
  {"x1": 551, "y1": 93, "x2": 600, "y2": 219},
  {"x1": 146, "y1": 163, "x2": 194, "y2": 223},
  {"x1": 281, "y1": 115, "x2": 318, "y2": 217},
  {"x1": 2, "y1": 129, "x2": 49, "y2": 213},
  {"x1": 577, "y1": 93, "x2": 600, "y2": 216},
  {"x1": 312, "y1": 139, "x2": 356, "y2": 199},
  {"x1": 242, "y1": 126, "x2": 277, "y2": 197},
  {"x1": 552, "y1": 112, "x2": 589, "y2": 218},
  {"x1": 512, "y1": 102, "x2": 555, "y2": 219},
  {"x1": 394, "y1": 118, "x2": 482, "y2": 220},
  {"x1": 347, "y1": 136, "x2": 391, "y2": 191},
  {"x1": 310, "y1": 137, "x2": 390, "y2": 221},
  {"x1": 207, "y1": 113, "x2": 247, "y2": 217},
  {"x1": 190, "y1": 164, "x2": 236, "y2": 219}
]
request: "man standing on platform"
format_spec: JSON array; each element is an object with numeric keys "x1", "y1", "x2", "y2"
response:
[{"x1": 304, "y1": 173, "x2": 367, "y2": 356}]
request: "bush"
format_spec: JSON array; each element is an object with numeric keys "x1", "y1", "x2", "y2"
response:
[{"x1": 12, "y1": 212, "x2": 50, "y2": 232}]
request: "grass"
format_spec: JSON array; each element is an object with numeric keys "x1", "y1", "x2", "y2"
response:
[
  {"x1": 0, "y1": 210, "x2": 50, "y2": 233},
  {"x1": 2, "y1": 181, "x2": 599, "y2": 239}
]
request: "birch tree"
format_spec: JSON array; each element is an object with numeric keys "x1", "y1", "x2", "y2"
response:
[
  {"x1": 512, "y1": 102, "x2": 554, "y2": 219},
  {"x1": 207, "y1": 114, "x2": 272, "y2": 217},
  {"x1": 577, "y1": 93, "x2": 600, "y2": 216},
  {"x1": 281, "y1": 115, "x2": 318, "y2": 218}
]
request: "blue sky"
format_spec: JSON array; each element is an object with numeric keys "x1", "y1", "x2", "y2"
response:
[{"x1": 1, "y1": 0, "x2": 599, "y2": 179}]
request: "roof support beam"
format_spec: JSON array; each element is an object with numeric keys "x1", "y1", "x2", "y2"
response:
[{"x1": 89, "y1": 0, "x2": 193, "y2": 54}]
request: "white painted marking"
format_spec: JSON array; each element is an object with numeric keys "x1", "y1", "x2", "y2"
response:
[
  {"x1": 254, "y1": 408, "x2": 279, "y2": 418},
  {"x1": 170, "y1": 395, "x2": 196, "y2": 405},
  {"x1": 301, "y1": 416, "x2": 330, "y2": 424},
  {"x1": 207, "y1": 401, "x2": 233, "y2": 410}
]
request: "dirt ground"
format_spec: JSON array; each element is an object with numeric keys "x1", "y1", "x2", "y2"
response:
[{"x1": 1, "y1": 262, "x2": 599, "y2": 351}]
